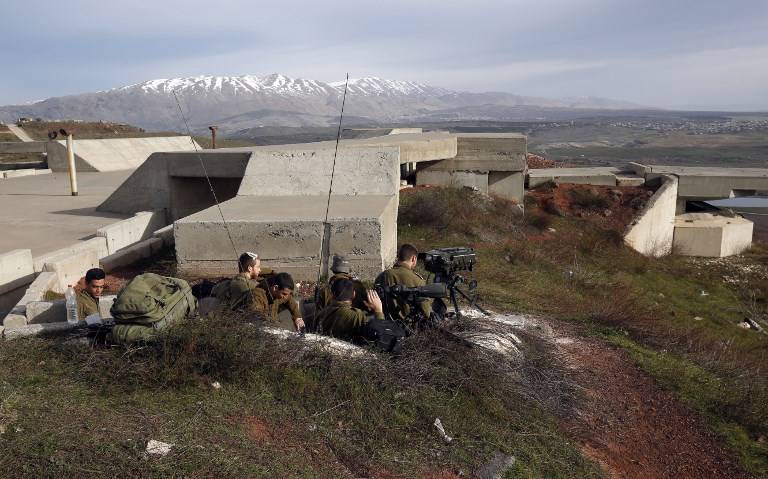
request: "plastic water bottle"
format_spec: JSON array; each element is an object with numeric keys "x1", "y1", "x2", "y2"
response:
[{"x1": 65, "y1": 285, "x2": 78, "y2": 324}]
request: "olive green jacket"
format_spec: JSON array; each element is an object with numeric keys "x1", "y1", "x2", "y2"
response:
[
  {"x1": 76, "y1": 289, "x2": 100, "y2": 320},
  {"x1": 375, "y1": 264, "x2": 431, "y2": 321},
  {"x1": 249, "y1": 280, "x2": 301, "y2": 323},
  {"x1": 212, "y1": 273, "x2": 258, "y2": 311},
  {"x1": 315, "y1": 273, "x2": 367, "y2": 311},
  {"x1": 317, "y1": 300, "x2": 384, "y2": 339}
]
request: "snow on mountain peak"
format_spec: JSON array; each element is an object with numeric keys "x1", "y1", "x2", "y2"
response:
[
  {"x1": 331, "y1": 77, "x2": 450, "y2": 97},
  {"x1": 116, "y1": 74, "x2": 336, "y2": 96}
]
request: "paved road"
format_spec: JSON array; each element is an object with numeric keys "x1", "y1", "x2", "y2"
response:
[
  {"x1": 0, "y1": 171, "x2": 133, "y2": 257},
  {"x1": 6, "y1": 124, "x2": 35, "y2": 142}
]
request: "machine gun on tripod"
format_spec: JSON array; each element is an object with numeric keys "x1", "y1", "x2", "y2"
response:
[{"x1": 375, "y1": 247, "x2": 489, "y2": 337}]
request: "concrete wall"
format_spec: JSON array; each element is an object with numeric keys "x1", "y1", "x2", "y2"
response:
[
  {"x1": 96, "y1": 211, "x2": 166, "y2": 254},
  {"x1": 455, "y1": 133, "x2": 527, "y2": 162},
  {"x1": 97, "y1": 151, "x2": 252, "y2": 217},
  {"x1": 175, "y1": 194, "x2": 397, "y2": 280},
  {"x1": 100, "y1": 237, "x2": 164, "y2": 272},
  {"x1": 47, "y1": 136, "x2": 200, "y2": 172},
  {"x1": 624, "y1": 176, "x2": 678, "y2": 257},
  {"x1": 0, "y1": 141, "x2": 47, "y2": 154},
  {"x1": 42, "y1": 248, "x2": 100, "y2": 291},
  {"x1": 0, "y1": 249, "x2": 34, "y2": 295},
  {"x1": 238, "y1": 147, "x2": 400, "y2": 197},
  {"x1": 417, "y1": 170, "x2": 489, "y2": 192},
  {"x1": 489, "y1": 172, "x2": 525, "y2": 203}
]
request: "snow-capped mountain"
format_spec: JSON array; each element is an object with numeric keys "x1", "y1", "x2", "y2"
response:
[{"x1": 0, "y1": 74, "x2": 650, "y2": 132}]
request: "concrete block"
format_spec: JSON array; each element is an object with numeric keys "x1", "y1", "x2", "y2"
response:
[
  {"x1": 488, "y1": 171, "x2": 525, "y2": 203},
  {"x1": 3, "y1": 321, "x2": 77, "y2": 340},
  {"x1": 8, "y1": 271, "x2": 59, "y2": 318},
  {"x1": 97, "y1": 211, "x2": 166, "y2": 254},
  {"x1": 175, "y1": 195, "x2": 396, "y2": 281},
  {"x1": 152, "y1": 224, "x2": 175, "y2": 247},
  {"x1": 2, "y1": 169, "x2": 37, "y2": 179},
  {"x1": 26, "y1": 300, "x2": 66, "y2": 324},
  {"x1": 34, "y1": 168, "x2": 53, "y2": 175},
  {"x1": 0, "y1": 249, "x2": 34, "y2": 295},
  {"x1": 43, "y1": 247, "x2": 100, "y2": 292},
  {"x1": 100, "y1": 237, "x2": 163, "y2": 272},
  {"x1": 33, "y1": 237, "x2": 109, "y2": 273},
  {"x1": 673, "y1": 213, "x2": 754, "y2": 257},
  {"x1": 3, "y1": 313, "x2": 27, "y2": 328},
  {"x1": 616, "y1": 174, "x2": 646, "y2": 187}
]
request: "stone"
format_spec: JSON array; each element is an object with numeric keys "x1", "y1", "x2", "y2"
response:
[
  {"x1": 474, "y1": 452, "x2": 517, "y2": 479},
  {"x1": 2, "y1": 313, "x2": 27, "y2": 328}
]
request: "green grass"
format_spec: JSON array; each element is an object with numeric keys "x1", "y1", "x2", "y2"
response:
[
  {"x1": 399, "y1": 186, "x2": 768, "y2": 475},
  {"x1": 0, "y1": 313, "x2": 598, "y2": 478}
]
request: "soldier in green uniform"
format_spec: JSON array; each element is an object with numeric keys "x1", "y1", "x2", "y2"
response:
[
  {"x1": 211, "y1": 251, "x2": 262, "y2": 310},
  {"x1": 317, "y1": 278, "x2": 383, "y2": 339},
  {"x1": 77, "y1": 268, "x2": 105, "y2": 319},
  {"x1": 248, "y1": 272, "x2": 305, "y2": 332},
  {"x1": 315, "y1": 255, "x2": 367, "y2": 312},
  {"x1": 375, "y1": 244, "x2": 432, "y2": 321}
]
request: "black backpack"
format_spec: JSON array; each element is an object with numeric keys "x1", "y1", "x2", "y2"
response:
[{"x1": 360, "y1": 318, "x2": 406, "y2": 354}]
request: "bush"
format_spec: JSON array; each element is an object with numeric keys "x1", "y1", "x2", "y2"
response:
[{"x1": 568, "y1": 189, "x2": 610, "y2": 211}]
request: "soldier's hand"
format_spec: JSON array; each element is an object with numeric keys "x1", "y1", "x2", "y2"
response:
[
  {"x1": 364, "y1": 290, "x2": 383, "y2": 314},
  {"x1": 293, "y1": 317, "x2": 305, "y2": 331}
]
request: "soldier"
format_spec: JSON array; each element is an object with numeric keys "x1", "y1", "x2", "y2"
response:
[
  {"x1": 211, "y1": 251, "x2": 261, "y2": 310},
  {"x1": 77, "y1": 268, "x2": 105, "y2": 319},
  {"x1": 317, "y1": 278, "x2": 383, "y2": 339},
  {"x1": 315, "y1": 254, "x2": 367, "y2": 312},
  {"x1": 250, "y1": 272, "x2": 306, "y2": 332},
  {"x1": 375, "y1": 244, "x2": 431, "y2": 321}
]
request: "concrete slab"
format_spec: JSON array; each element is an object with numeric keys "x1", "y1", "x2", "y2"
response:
[
  {"x1": 3, "y1": 321, "x2": 76, "y2": 339},
  {"x1": 640, "y1": 165, "x2": 768, "y2": 200},
  {"x1": 3, "y1": 169, "x2": 38, "y2": 179},
  {"x1": 6, "y1": 271, "x2": 59, "y2": 320},
  {"x1": 528, "y1": 167, "x2": 621, "y2": 188},
  {"x1": 674, "y1": 213, "x2": 754, "y2": 257},
  {"x1": 0, "y1": 249, "x2": 34, "y2": 295},
  {"x1": 153, "y1": 224, "x2": 175, "y2": 247},
  {"x1": 47, "y1": 136, "x2": 200, "y2": 172},
  {"x1": 0, "y1": 171, "x2": 131, "y2": 258},
  {"x1": 97, "y1": 211, "x2": 166, "y2": 254}
]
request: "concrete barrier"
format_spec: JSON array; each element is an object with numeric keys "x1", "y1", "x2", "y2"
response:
[
  {"x1": 152, "y1": 224, "x2": 175, "y2": 247},
  {"x1": 26, "y1": 300, "x2": 66, "y2": 324},
  {"x1": 3, "y1": 322, "x2": 77, "y2": 340},
  {"x1": 97, "y1": 211, "x2": 166, "y2": 254},
  {"x1": 33, "y1": 237, "x2": 109, "y2": 273},
  {"x1": 624, "y1": 176, "x2": 678, "y2": 257},
  {"x1": 0, "y1": 141, "x2": 47, "y2": 154},
  {"x1": 100, "y1": 237, "x2": 163, "y2": 272},
  {"x1": 3, "y1": 271, "x2": 59, "y2": 327},
  {"x1": 42, "y1": 248, "x2": 100, "y2": 291},
  {"x1": 0, "y1": 249, "x2": 34, "y2": 295},
  {"x1": 673, "y1": 213, "x2": 754, "y2": 257}
]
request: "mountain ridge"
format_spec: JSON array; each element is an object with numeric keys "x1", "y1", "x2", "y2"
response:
[{"x1": 0, "y1": 74, "x2": 654, "y2": 133}]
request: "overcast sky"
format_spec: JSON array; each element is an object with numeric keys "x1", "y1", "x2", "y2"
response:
[{"x1": 1, "y1": 0, "x2": 767, "y2": 110}]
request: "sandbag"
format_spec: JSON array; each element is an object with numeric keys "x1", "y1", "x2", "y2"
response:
[{"x1": 111, "y1": 273, "x2": 196, "y2": 326}]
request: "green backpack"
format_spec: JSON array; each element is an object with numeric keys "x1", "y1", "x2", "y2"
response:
[{"x1": 110, "y1": 273, "x2": 197, "y2": 326}]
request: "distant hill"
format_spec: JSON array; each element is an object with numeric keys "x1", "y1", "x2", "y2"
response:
[{"x1": 0, "y1": 74, "x2": 654, "y2": 134}]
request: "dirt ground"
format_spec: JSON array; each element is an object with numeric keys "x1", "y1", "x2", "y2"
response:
[{"x1": 556, "y1": 324, "x2": 749, "y2": 479}]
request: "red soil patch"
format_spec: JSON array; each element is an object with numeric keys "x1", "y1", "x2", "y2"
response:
[
  {"x1": 558, "y1": 331, "x2": 749, "y2": 479},
  {"x1": 528, "y1": 183, "x2": 654, "y2": 233},
  {"x1": 243, "y1": 416, "x2": 273, "y2": 442}
]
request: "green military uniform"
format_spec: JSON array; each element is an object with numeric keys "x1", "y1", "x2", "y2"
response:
[
  {"x1": 375, "y1": 264, "x2": 432, "y2": 321},
  {"x1": 76, "y1": 289, "x2": 99, "y2": 320},
  {"x1": 248, "y1": 280, "x2": 301, "y2": 330},
  {"x1": 315, "y1": 273, "x2": 368, "y2": 311},
  {"x1": 317, "y1": 300, "x2": 384, "y2": 339},
  {"x1": 211, "y1": 272, "x2": 258, "y2": 311}
]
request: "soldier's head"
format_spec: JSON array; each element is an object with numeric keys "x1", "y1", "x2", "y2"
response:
[
  {"x1": 238, "y1": 252, "x2": 261, "y2": 279},
  {"x1": 396, "y1": 244, "x2": 419, "y2": 270},
  {"x1": 331, "y1": 254, "x2": 351, "y2": 275},
  {"x1": 84, "y1": 268, "x2": 106, "y2": 298},
  {"x1": 266, "y1": 272, "x2": 295, "y2": 301},
  {"x1": 331, "y1": 278, "x2": 355, "y2": 303}
]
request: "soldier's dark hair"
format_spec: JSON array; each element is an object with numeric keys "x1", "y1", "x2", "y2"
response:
[
  {"x1": 397, "y1": 243, "x2": 419, "y2": 262},
  {"x1": 85, "y1": 268, "x2": 105, "y2": 284},
  {"x1": 238, "y1": 252, "x2": 259, "y2": 273},
  {"x1": 331, "y1": 278, "x2": 355, "y2": 301},
  {"x1": 267, "y1": 272, "x2": 294, "y2": 290}
]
